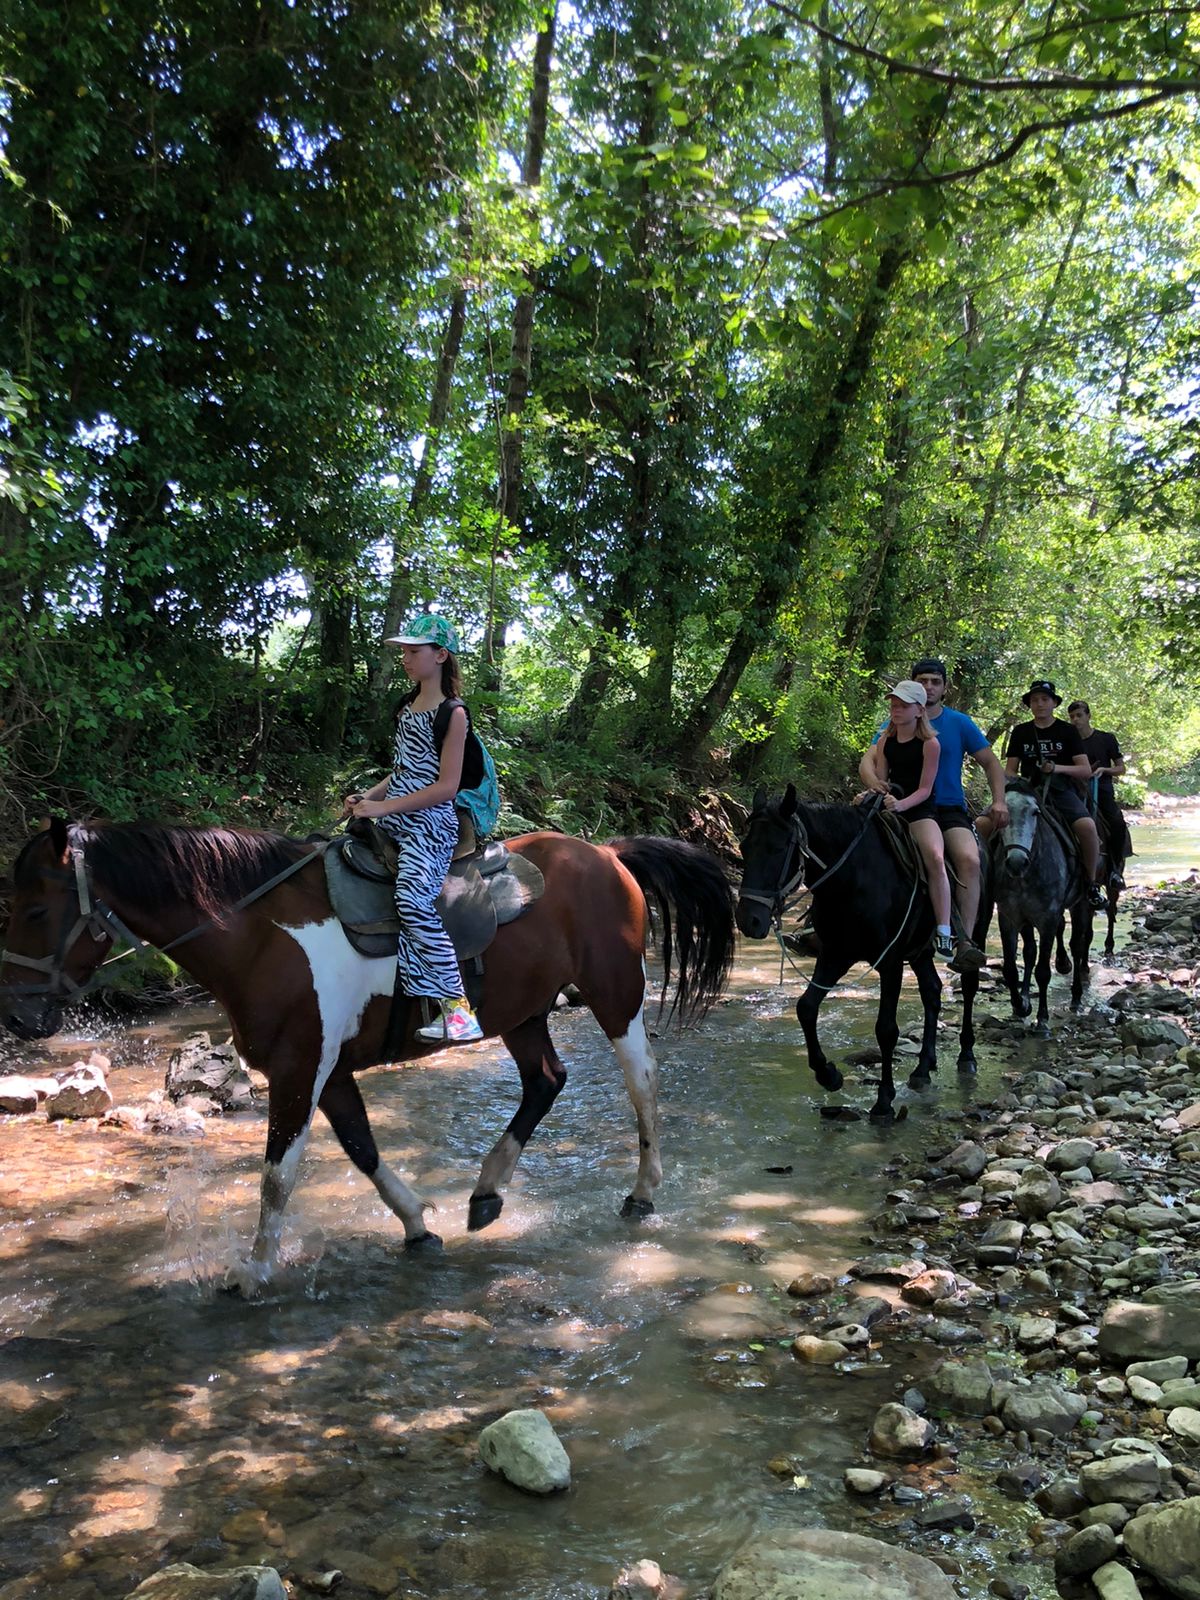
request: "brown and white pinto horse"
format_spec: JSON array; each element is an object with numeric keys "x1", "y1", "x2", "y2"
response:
[{"x1": 1, "y1": 820, "x2": 734, "y2": 1294}]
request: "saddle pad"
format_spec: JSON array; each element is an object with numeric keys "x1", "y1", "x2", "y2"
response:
[{"x1": 324, "y1": 844, "x2": 544, "y2": 961}]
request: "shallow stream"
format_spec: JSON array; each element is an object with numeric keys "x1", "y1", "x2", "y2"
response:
[{"x1": 0, "y1": 814, "x2": 1195, "y2": 1600}]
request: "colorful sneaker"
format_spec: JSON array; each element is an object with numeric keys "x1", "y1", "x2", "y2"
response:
[
  {"x1": 933, "y1": 930, "x2": 955, "y2": 959},
  {"x1": 416, "y1": 1000, "x2": 484, "y2": 1045},
  {"x1": 1087, "y1": 883, "x2": 1107, "y2": 911},
  {"x1": 948, "y1": 940, "x2": 987, "y2": 973}
]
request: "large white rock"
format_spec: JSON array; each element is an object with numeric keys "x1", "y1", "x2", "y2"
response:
[
  {"x1": 713, "y1": 1529, "x2": 957, "y2": 1600},
  {"x1": 1121, "y1": 1497, "x2": 1200, "y2": 1600},
  {"x1": 45, "y1": 1061, "x2": 113, "y2": 1120},
  {"x1": 477, "y1": 1408, "x2": 570, "y2": 1494},
  {"x1": 123, "y1": 1564, "x2": 286, "y2": 1599}
]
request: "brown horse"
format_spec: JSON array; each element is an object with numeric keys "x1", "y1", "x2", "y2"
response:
[{"x1": 1, "y1": 819, "x2": 734, "y2": 1294}]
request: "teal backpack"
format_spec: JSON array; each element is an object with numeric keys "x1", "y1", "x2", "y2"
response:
[{"x1": 432, "y1": 698, "x2": 501, "y2": 839}]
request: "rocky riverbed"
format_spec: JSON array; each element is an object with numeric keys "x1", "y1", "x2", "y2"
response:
[{"x1": 3, "y1": 881, "x2": 1200, "y2": 1600}]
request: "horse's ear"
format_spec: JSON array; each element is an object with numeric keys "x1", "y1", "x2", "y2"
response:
[
  {"x1": 781, "y1": 783, "x2": 798, "y2": 817},
  {"x1": 751, "y1": 786, "x2": 766, "y2": 815},
  {"x1": 49, "y1": 817, "x2": 70, "y2": 863}
]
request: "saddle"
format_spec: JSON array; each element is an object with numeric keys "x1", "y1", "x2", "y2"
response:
[{"x1": 324, "y1": 821, "x2": 545, "y2": 973}]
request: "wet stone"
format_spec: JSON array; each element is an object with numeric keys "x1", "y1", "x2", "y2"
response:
[
  {"x1": 913, "y1": 1499, "x2": 975, "y2": 1532},
  {"x1": 1055, "y1": 1523, "x2": 1120, "y2": 1578}
]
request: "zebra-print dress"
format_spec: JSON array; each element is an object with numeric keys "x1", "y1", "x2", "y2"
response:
[{"x1": 377, "y1": 704, "x2": 462, "y2": 999}]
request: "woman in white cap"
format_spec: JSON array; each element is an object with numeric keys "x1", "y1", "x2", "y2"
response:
[
  {"x1": 344, "y1": 613, "x2": 484, "y2": 1044},
  {"x1": 858, "y1": 680, "x2": 956, "y2": 959}
]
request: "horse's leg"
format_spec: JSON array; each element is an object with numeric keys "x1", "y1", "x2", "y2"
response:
[
  {"x1": 1032, "y1": 921, "x2": 1055, "y2": 1037},
  {"x1": 956, "y1": 963, "x2": 979, "y2": 1074},
  {"x1": 868, "y1": 958, "x2": 904, "y2": 1120},
  {"x1": 467, "y1": 1011, "x2": 566, "y2": 1232},
  {"x1": 999, "y1": 917, "x2": 1029, "y2": 1019},
  {"x1": 1055, "y1": 915, "x2": 1072, "y2": 975},
  {"x1": 1019, "y1": 925, "x2": 1035, "y2": 1016},
  {"x1": 318, "y1": 1073, "x2": 440, "y2": 1250},
  {"x1": 909, "y1": 951, "x2": 942, "y2": 1089},
  {"x1": 796, "y1": 956, "x2": 852, "y2": 1092},
  {"x1": 228, "y1": 1074, "x2": 316, "y2": 1296},
  {"x1": 1069, "y1": 902, "x2": 1093, "y2": 1011},
  {"x1": 1105, "y1": 887, "x2": 1118, "y2": 958}
]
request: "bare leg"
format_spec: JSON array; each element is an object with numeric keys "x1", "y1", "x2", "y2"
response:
[
  {"x1": 1073, "y1": 816, "x2": 1101, "y2": 882},
  {"x1": 910, "y1": 819, "x2": 950, "y2": 927},
  {"x1": 943, "y1": 825, "x2": 981, "y2": 936}
]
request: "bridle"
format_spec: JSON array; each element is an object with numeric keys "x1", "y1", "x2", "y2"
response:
[{"x1": 1, "y1": 841, "x2": 322, "y2": 1008}]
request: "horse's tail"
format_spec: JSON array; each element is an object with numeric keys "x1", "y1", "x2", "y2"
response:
[{"x1": 607, "y1": 837, "x2": 736, "y2": 1025}]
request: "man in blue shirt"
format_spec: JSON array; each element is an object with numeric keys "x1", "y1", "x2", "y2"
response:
[{"x1": 860, "y1": 657, "x2": 1008, "y2": 970}]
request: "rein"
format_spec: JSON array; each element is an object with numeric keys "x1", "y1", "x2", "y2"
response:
[{"x1": 0, "y1": 842, "x2": 325, "y2": 1007}]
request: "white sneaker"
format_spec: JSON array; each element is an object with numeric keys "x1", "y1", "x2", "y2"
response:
[{"x1": 416, "y1": 1002, "x2": 484, "y2": 1044}]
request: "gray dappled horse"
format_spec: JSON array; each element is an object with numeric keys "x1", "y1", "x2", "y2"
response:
[{"x1": 991, "y1": 778, "x2": 1093, "y2": 1036}]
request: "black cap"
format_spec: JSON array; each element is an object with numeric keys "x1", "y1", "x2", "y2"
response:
[
  {"x1": 1022, "y1": 679, "x2": 1063, "y2": 707},
  {"x1": 911, "y1": 657, "x2": 947, "y2": 681}
]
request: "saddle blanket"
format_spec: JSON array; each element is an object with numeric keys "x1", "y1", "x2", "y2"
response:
[{"x1": 324, "y1": 836, "x2": 545, "y2": 960}]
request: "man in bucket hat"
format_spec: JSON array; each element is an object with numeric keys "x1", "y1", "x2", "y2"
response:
[
  {"x1": 1004, "y1": 680, "x2": 1106, "y2": 910},
  {"x1": 860, "y1": 655, "x2": 1007, "y2": 970}
]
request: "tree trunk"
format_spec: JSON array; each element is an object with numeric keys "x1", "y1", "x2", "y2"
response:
[
  {"x1": 371, "y1": 281, "x2": 470, "y2": 694},
  {"x1": 674, "y1": 242, "x2": 907, "y2": 762},
  {"x1": 479, "y1": 3, "x2": 557, "y2": 697}
]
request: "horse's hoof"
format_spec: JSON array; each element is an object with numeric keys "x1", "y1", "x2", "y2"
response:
[
  {"x1": 467, "y1": 1194, "x2": 503, "y2": 1232},
  {"x1": 1056, "y1": 955, "x2": 1072, "y2": 975},
  {"x1": 815, "y1": 1065, "x2": 844, "y2": 1092},
  {"x1": 956, "y1": 1056, "x2": 978, "y2": 1075},
  {"x1": 404, "y1": 1230, "x2": 443, "y2": 1252},
  {"x1": 819, "y1": 1104, "x2": 861, "y2": 1122},
  {"x1": 1015, "y1": 1000, "x2": 1031, "y2": 1019},
  {"x1": 221, "y1": 1263, "x2": 270, "y2": 1299},
  {"x1": 620, "y1": 1195, "x2": 655, "y2": 1219},
  {"x1": 908, "y1": 1069, "x2": 932, "y2": 1091},
  {"x1": 1033, "y1": 1024, "x2": 1051, "y2": 1040},
  {"x1": 868, "y1": 1105, "x2": 898, "y2": 1124}
]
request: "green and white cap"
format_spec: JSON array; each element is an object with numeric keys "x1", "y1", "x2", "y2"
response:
[{"x1": 385, "y1": 613, "x2": 459, "y2": 652}]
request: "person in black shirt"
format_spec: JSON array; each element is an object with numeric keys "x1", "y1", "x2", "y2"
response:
[
  {"x1": 1004, "y1": 680, "x2": 1106, "y2": 910},
  {"x1": 857, "y1": 679, "x2": 956, "y2": 959},
  {"x1": 1067, "y1": 699, "x2": 1131, "y2": 884}
]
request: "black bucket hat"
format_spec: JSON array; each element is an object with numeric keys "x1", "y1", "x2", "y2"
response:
[{"x1": 1022, "y1": 679, "x2": 1063, "y2": 707}]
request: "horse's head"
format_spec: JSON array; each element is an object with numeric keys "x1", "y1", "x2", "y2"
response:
[
  {"x1": 996, "y1": 778, "x2": 1041, "y2": 878},
  {"x1": 737, "y1": 784, "x2": 804, "y2": 939},
  {"x1": 0, "y1": 820, "x2": 114, "y2": 1040}
]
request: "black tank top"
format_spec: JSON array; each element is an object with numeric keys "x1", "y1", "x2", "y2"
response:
[{"x1": 883, "y1": 732, "x2": 925, "y2": 799}]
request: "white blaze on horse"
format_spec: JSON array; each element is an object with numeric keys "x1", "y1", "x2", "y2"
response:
[{"x1": 1, "y1": 819, "x2": 734, "y2": 1294}]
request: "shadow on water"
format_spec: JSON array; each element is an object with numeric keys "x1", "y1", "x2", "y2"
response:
[{"x1": 0, "y1": 811, "x2": 1194, "y2": 1598}]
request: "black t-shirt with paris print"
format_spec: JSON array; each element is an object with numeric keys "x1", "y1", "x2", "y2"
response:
[{"x1": 1005, "y1": 717, "x2": 1086, "y2": 792}]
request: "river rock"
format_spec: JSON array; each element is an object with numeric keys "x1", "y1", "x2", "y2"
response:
[
  {"x1": 1099, "y1": 1299, "x2": 1200, "y2": 1360},
  {"x1": 0, "y1": 1074, "x2": 49, "y2": 1114},
  {"x1": 1000, "y1": 1380, "x2": 1087, "y2": 1437},
  {"x1": 1121, "y1": 1496, "x2": 1200, "y2": 1599},
  {"x1": 1124, "y1": 1202, "x2": 1179, "y2": 1231},
  {"x1": 1046, "y1": 1138, "x2": 1098, "y2": 1172},
  {"x1": 1080, "y1": 1440, "x2": 1173, "y2": 1506},
  {"x1": 900, "y1": 1269, "x2": 957, "y2": 1305},
  {"x1": 923, "y1": 1359, "x2": 996, "y2": 1416},
  {"x1": 849, "y1": 1254, "x2": 926, "y2": 1284},
  {"x1": 844, "y1": 1469, "x2": 888, "y2": 1494},
  {"x1": 787, "y1": 1271, "x2": 837, "y2": 1297},
  {"x1": 712, "y1": 1529, "x2": 957, "y2": 1600},
  {"x1": 1014, "y1": 1166, "x2": 1061, "y2": 1219},
  {"x1": 166, "y1": 1033, "x2": 253, "y2": 1110},
  {"x1": 868, "y1": 1402, "x2": 934, "y2": 1458},
  {"x1": 1054, "y1": 1523, "x2": 1119, "y2": 1577},
  {"x1": 1127, "y1": 1356, "x2": 1190, "y2": 1382},
  {"x1": 1091, "y1": 1561, "x2": 1144, "y2": 1600},
  {"x1": 609, "y1": 1559, "x2": 686, "y2": 1600},
  {"x1": 122, "y1": 1565, "x2": 287, "y2": 1599},
  {"x1": 45, "y1": 1061, "x2": 113, "y2": 1119},
  {"x1": 1167, "y1": 1406, "x2": 1200, "y2": 1443},
  {"x1": 792, "y1": 1334, "x2": 847, "y2": 1364},
  {"x1": 941, "y1": 1141, "x2": 987, "y2": 1180},
  {"x1": 1144, "y1": 1278, "x2": 1200, "y2": 1307},
  {"x1": 1121, "y1": 1016, "x2": 1189, "y2": 1050},
  {"x1": 477, "y1": 1408, "x2": 570, "y2": 1494}
]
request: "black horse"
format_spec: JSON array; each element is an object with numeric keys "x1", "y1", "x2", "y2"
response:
[
  {"x1": 990, "y1": 778, "x2": 1094, "y2": 1035},
  {"x1": 737, "y1": 785, "x2": 986, "y2": 1122}
]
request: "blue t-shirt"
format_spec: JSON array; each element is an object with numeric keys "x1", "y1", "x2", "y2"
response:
[{"x1": 873, "y1": 706, "x2": 989, "y2": 807}]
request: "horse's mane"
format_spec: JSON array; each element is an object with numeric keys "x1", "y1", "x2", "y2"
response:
[
  {"x1": 792, "y1": 799, "x2": 875, "y2": 850},
  {"x1": 24, "y1": 823, "x2": 315, "y2": 921}
]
